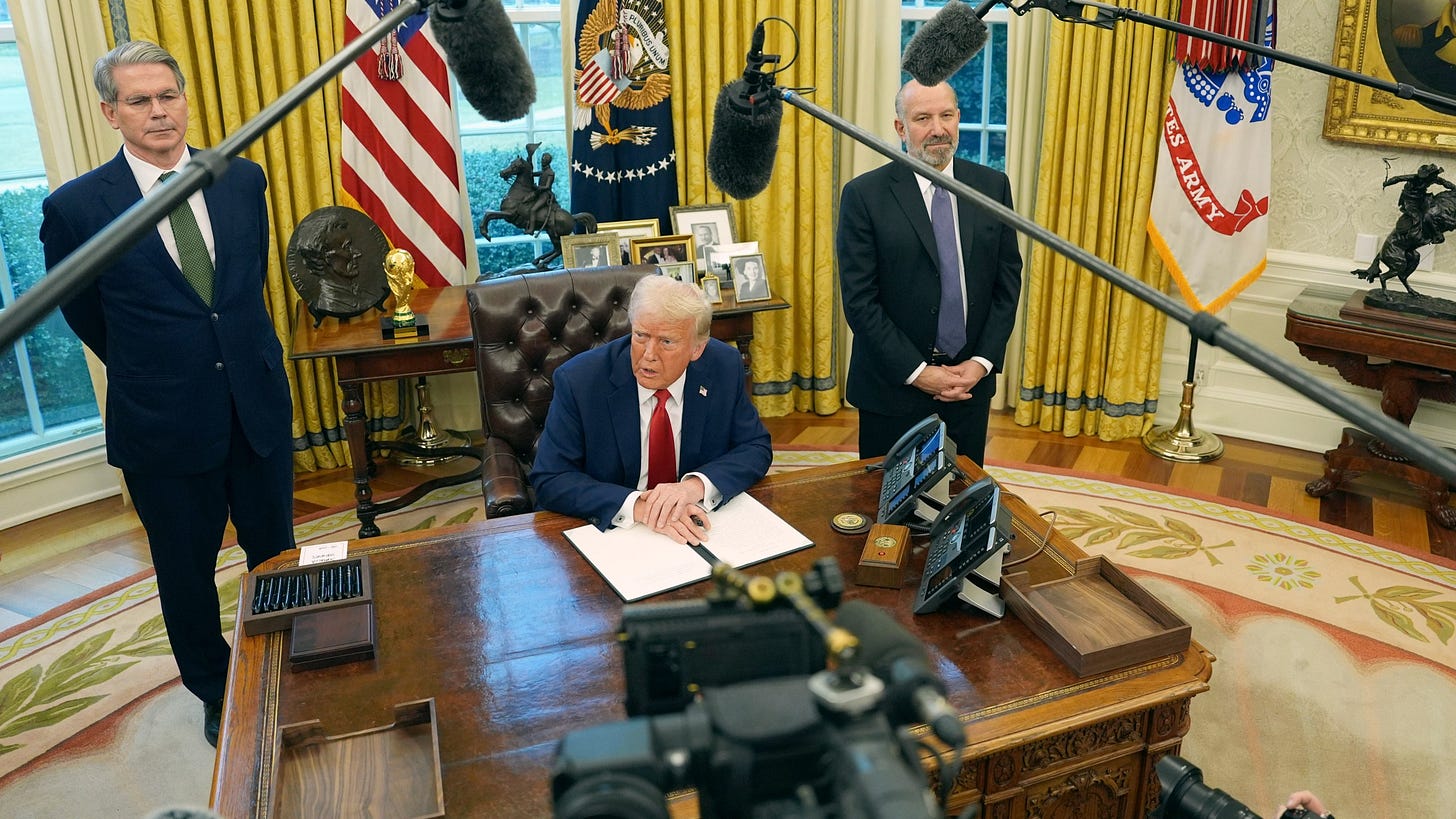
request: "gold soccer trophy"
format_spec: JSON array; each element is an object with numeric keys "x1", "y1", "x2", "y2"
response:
[{"x1": 381, "y1": 248, "x2": 428, "y2": 339}]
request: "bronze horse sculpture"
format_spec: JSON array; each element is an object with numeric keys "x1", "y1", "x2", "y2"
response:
[
  {"x1": 479, "y1": 146, "x2": 597, "y2": 269},
  {"x1": 1352, "y1": 164, "x2": 1456, "y2": 295}
]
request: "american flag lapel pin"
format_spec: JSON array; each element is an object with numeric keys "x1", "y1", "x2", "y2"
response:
[{"x1": 699, "y1": 386, "x2": 708, "y2": 397}]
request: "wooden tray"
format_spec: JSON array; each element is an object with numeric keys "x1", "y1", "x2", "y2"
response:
[
  {"x1": 1002, "y1": 555, "x2": 1191, "y2": 676},
  {"x1": 272, "y1": 698, "x2": 443, "y2": 819}
]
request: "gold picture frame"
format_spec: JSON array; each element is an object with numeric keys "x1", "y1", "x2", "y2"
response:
[
  {"x1": 597, "y1": 218, "x2": 660, "y2": 265},
  {"x1": 561, "y1": 231, "x2": 620, "y2": 269},
  {"x1": 629, "y1": 234, "x2": 696, "y2": 267},
  {"x1": 1324, "y1": 0, "x2": 1456, "y2": 153}
]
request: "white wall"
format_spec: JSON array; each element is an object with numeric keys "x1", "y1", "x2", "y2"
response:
[{"x1": 1153, "y1": 252, "x2": 1456, "y2": 452}]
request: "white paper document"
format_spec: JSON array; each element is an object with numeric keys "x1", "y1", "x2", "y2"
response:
[{"x1": 562, "y1": 493, "x2": 813, "y2": 602}]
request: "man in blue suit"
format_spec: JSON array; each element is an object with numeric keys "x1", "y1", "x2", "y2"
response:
[
  {"x1": 531, "y1": 275, "x2": 771, "y2": 544},
  {"x1": 40, "y1": 41, "x2": 292, "y2": 747}
]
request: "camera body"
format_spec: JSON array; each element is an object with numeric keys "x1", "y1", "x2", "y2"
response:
[
  {"x1": 551, "y1": 558, "x2": 939, "y2": 819},
  {"x1": 1152, "y1": 755, "x2": 1324, "y2": 819}
]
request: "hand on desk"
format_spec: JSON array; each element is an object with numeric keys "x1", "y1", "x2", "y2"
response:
[{"x1": 635, "y1": 477, "x2": 712, "y2": 545}]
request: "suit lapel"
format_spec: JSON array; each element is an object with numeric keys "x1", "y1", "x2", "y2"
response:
[
  {"x1": 679, "y1": 358, "x2": 709, "y2": 470},
  {"x1": 889, "y1": 164, "x2": 939, "y2": 265},
  {"x1": 607, "y1": 341, "x2": 643, "y2": 484},
  {"x1": 100, "y1": 149, "x2": 207, "y2": 305},
  {"x1": 953, "y1": 159, "x2": 979, "y2": 274}
]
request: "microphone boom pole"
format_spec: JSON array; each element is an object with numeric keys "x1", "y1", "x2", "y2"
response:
[
  {"x1": 0, "y1": 0, "x2": 432, "y2": 352},
  {"x1": 776, "y1": 87, "x2": 1456, "y2": 486}
]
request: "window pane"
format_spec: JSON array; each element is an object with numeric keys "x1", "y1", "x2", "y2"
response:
[{"x1": 0, "y1": 38, "x2": 101, "y2": 458}]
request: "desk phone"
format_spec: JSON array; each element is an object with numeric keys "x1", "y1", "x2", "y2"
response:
[
  {"x1": 878, "y1": 415, "x2": 959, "y2": 526},
  {"x1": 913, "y1": 477, "x2": 1010, "y2": 616}
]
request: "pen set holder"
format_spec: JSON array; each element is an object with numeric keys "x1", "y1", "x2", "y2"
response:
[{"x1": 240, "y1": 556, "x2": 373, "y2": 637}]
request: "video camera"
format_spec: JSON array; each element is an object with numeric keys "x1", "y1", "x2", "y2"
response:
[
  {"x1": 550, "y1": 559, "x2": 961, "y2": 819},
  {"x1": 1152, "y1": 755, "x2": 1324, "y2": 819}
]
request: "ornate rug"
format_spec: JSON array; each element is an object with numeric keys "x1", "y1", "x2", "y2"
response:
[{"x1": 2, "y1": 463, "x2": 1452, "y2": 817}]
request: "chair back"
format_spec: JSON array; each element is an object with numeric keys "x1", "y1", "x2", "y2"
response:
[{"x1": 466, "y1": 264, "x2": 655, "y2": 467}]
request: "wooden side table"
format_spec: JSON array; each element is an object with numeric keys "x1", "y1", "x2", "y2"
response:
[{"x1": 1285, "y1": 285, "x2": 1456, "y2": 527}]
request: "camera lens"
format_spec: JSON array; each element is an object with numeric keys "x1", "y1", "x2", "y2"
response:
[{"x1": 553, "y1": 772, "x2": 670, "y2": 819}]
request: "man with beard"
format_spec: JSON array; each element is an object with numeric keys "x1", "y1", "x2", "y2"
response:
[{"x1": 836, "y1": 79, "x2": 1022, "y2": 465}]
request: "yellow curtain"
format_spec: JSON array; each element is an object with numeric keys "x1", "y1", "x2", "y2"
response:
[
  {"x1": 1013, "y1": 0, "x2": 1175, "y2": 440},
  {"x1": 667, "y1": 0, "x2": 840, "y2": 417},
  {"x1": 107, "y1": 0, "x2": 401, "y2": 471}
]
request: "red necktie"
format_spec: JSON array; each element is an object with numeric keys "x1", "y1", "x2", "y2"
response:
[{"x1": 647, "y1": 388, "x2": 676, "y2": 488}]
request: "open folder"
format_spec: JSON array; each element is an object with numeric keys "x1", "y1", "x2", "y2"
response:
[{"x1": 562, "y1": 493, "x2": 814, "y2": 602}]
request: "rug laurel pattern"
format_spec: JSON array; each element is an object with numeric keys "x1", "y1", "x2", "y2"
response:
[{"x1": 3, "y1": 465, "x2": 1454, "y2": 817}]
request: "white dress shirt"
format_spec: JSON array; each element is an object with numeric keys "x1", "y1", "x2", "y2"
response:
[
  {"x1": 610, "y1": 372, "x2": 722, "y2": 528},
  {"x1": 126, "y1": 147, "x2": 217, "y2": 271}
]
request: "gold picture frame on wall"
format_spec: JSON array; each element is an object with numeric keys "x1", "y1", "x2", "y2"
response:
[{"x1": 1324, "y1": 0, "x2": 1456, "y2": 154}]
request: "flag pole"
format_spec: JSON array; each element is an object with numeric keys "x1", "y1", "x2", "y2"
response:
[{"x1": 1142, "y1": 335, "x2": 1225, "y2": 462}]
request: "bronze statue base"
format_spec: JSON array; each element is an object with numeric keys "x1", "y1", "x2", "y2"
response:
[
  {"x1": 1341, "y1": 290, "x2": 1456, "y2": 335},
  {"x1": 1361, "y1": 288, "x2": 1456, "y2": 321},
  {"x1": 380, "y1": 316, "x2": 430, "y2": 340}
]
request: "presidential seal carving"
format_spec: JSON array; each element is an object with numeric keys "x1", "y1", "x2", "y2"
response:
[{"x1": 287, "y1": 206, "x2": 391, "y2": 324}]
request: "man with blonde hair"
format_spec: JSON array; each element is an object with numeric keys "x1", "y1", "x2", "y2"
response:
[{"x1": 531, "y1": 275, "x2": 771, "y2": 544}]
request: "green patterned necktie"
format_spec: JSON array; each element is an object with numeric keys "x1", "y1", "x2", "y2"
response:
[{"x1": 157, "y1": 171, "x2": 214, "y2": 305}]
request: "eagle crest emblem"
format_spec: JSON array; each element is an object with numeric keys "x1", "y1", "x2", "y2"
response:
[{"x1": 573, "y1": 0, "x2": 672, "y2": 149}]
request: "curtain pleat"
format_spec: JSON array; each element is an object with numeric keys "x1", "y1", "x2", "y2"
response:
[
  {"x1": 667, "y1": 0, "x2": 841, "y2": 417},
  {"x1": 1013, "y1": 0, "x2": 1174, "y2": 441},
  {"x1": 111, "y1": 0, "x2": 401, "y2": 471}
]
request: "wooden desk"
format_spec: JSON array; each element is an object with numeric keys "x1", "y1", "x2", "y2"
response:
[
  {"x1": 1285, "y1": 285, "x2": 1456, "y2": 527},
  {"x1": 290, "y1": 283, "x2": 790, "y2": 537},
  {"x1": 214, "y1": 459, "x2": 1211, "y2": 818}
]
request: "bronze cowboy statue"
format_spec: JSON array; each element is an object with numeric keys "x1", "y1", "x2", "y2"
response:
[
  {"x1": 480, "y1": 143, "x2": 597, "y2": 269},
  {"x1": 1353, "y1": 163, "x2": 1456, "y2": 296}
]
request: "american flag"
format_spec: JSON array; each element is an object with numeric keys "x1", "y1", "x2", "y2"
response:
[{"x1": 341, "y1": 0, "x2": 472, "y2": 287}]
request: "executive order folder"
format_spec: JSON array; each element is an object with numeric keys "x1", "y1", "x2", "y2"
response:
[{"x1": 562, "y1": 493, "x2": 814, "y2": 602}]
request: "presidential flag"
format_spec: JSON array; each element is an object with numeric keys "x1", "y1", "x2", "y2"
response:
[
  {"x1": 1148, "y1": 5, "x2": 1274, "y2": 313},
  {"x1": 570, "y1": 0, "x2": 678, "y2": 228},
  {"x1": 342, "y1": 0, "x2": 472, "y2": 287}
]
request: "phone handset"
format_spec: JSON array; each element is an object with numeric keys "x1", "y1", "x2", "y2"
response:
[
  {"x1": 884, "y1": 414, "x2": 942, "y2": 465},
  {"x1": 927, "y1": 481, "x2": 984, "y2": 541}
]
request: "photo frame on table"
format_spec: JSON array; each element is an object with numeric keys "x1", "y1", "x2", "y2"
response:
[
  {"x1": 670, "y1": 203, "x2": 738, "y2": 270},
  {"x1": 561, "y1": 231, "x2": 620, "y2": 269},
  {"x1": 658, "y1": 260, "x2": 697, "y2": 286},
  {"x1": 705, "y1": 241, "x2": 759, "y2": 273},
  {"x1": 728, "y1": 253, "x2": 771, "y2": 302},
  {"x1": 1324, "y1": 0, "x2": 1456, "y2": 154},
  {"x1": 597, "y1": 218, "x2": 660, "y2": 265},
  {"x1": 700, "y1": 273, "x2": 723, "y2": 304},
  {"x1": 630, "y1": 234, "x2": 695, "y2": 267}
]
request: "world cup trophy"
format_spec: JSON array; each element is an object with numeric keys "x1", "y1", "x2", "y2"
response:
[{"x1": 385, "y1": 248, "x2": 417, "y2": 327}]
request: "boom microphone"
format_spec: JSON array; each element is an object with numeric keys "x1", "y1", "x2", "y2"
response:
[
  {"x1": 900, "y1": 0, "x2": 993, "y2": 87},
  {"x1": 431, "y1": 0, "x2": 536, "y2": 122},
  {"x1": 706, "y1": 21, "x2": 784, "y2": 200},
  {"x1": 835, "y1": 600, "x2": 966, "y2": 748}
]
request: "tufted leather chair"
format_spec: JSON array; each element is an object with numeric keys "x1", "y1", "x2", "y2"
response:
[{"x1": 466, "y1": 264, "x2": 656, "y2": 517}]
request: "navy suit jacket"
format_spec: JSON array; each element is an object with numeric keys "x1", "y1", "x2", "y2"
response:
[
  {"x1": 529, "y1": 335, "x2": 772, "y2": 529},
  {"x1": 836, "y1": 157, "x2": 1022, "y2": 416},
  {"x1": 41, "y1": 148, "x2": 290, "y2": 475}
]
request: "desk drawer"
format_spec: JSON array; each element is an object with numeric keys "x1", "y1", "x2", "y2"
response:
[{"x1": 333, "y1": 344, "x2": 475, "y2": 382}]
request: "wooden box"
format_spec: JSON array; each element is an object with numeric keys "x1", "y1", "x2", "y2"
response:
[
  {"x1": 855, "y1": 523, "x2": 911, "y2": 588},
  {"x1": 241, "y1": 556, "x2": 372, "y2": 636},
  {"x1": 1002, "y1": 555, "x2": 1191, "y2": 677},
  {"x1": 272, "y1": 698, "x2": 443, "y2": 819}
]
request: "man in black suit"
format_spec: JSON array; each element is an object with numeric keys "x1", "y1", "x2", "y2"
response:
[
  {"x1": 836, "y1": 79, "x2": 1022, "y2": 465},
  {"x1": 40, "y1": 41, "x2": 292, "y2": 747}
]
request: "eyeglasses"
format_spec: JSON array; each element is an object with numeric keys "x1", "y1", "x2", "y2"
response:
[{"x1": 119, "y1": 91, "x2": 184, "y2": 111}]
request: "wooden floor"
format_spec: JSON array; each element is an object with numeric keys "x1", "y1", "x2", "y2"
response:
[{"x1": 2, "y1": 408, "x2": 1451, "y2": 632}]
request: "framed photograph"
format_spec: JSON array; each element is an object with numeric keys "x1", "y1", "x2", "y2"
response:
[
  {"x1": 658, "y1": 260, "x2": 697, "y2": 286},
  {"x1": 670, "y1": 204, "x2": 738, "y2": 270},
  {"x1": 561, "y1": 231, "x2": 620, "y2": 269},
  {"x1": 705, "y1": 241, "x2": 760, "y2": 272},
  {"x1": 630, "y1": 234, "x2": 695, "y2": 267},
  {"x1": 700, "y1": 273, "x2": 723, "y2": 304},
  {"x1": 1324, "y1": 0, "x2": 1456, "y2": 154},
  {"x1": 728, "y1": 253, "x2": 771, "y2": 302},
  {"x1": 597, "y1": 218, "x2": 660, "y2": 265}
]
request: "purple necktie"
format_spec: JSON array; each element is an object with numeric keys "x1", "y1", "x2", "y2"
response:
[{"x1": 931, "y1": 185, "x2": 965, "y2": 356}]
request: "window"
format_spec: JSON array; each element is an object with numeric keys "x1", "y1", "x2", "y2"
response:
[
  {"x1": 901, "y1": 0, "x2": 1010, "y2": 171},
  {"x1": 0, "y1": 0, "x2": 102, "y2": 461},
  {"x1": 458, "y1": 0, "x2": 568, "y2": 276}
]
